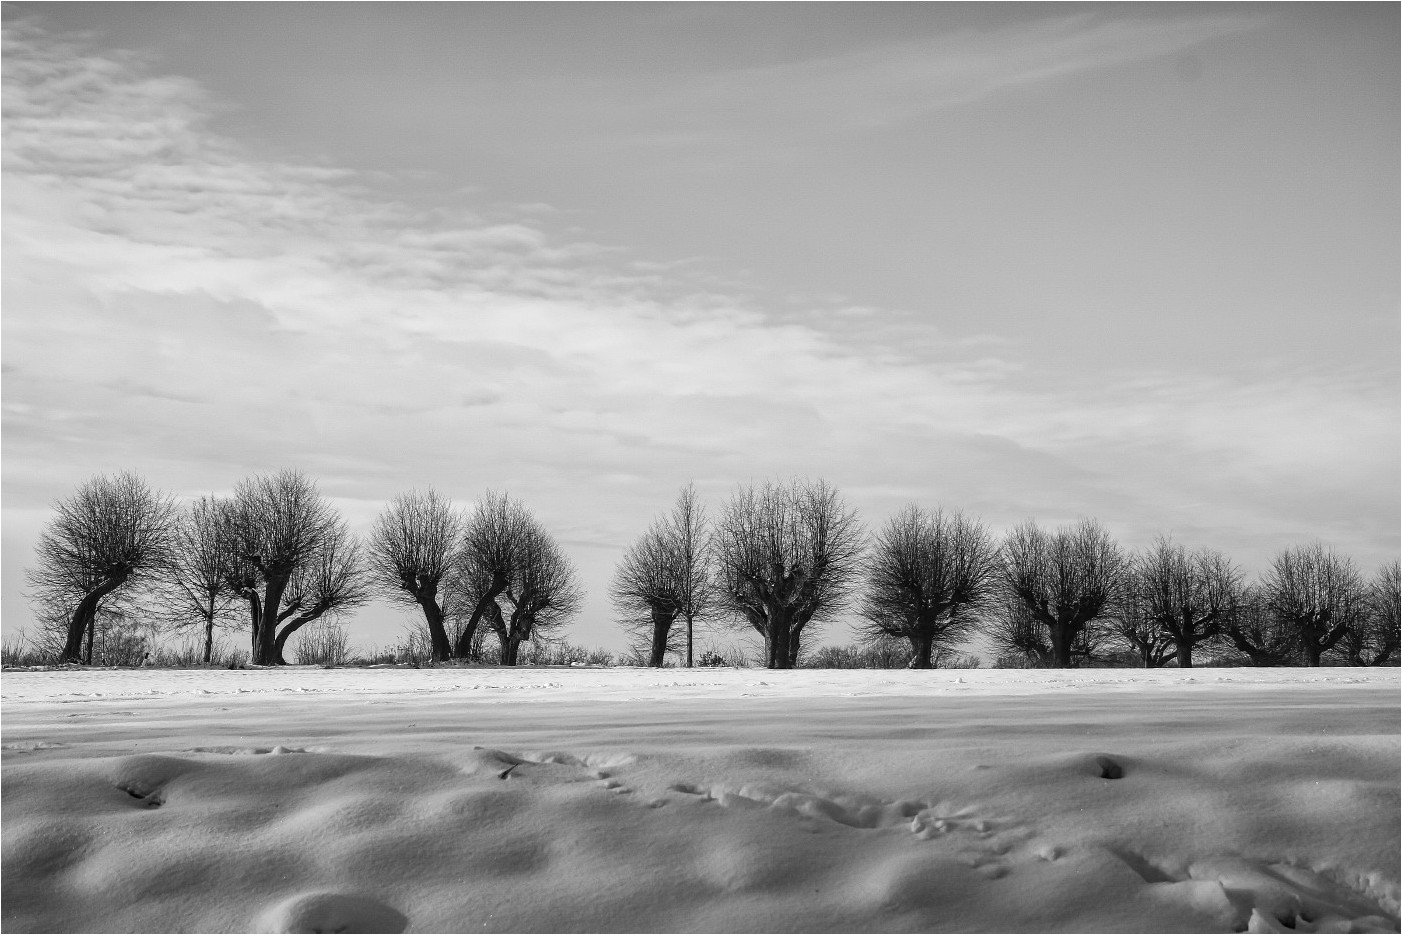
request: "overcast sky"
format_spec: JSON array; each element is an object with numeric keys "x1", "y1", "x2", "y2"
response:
[{"x1": 3, "y1": 3, "x2": 1397, "y2": 656}]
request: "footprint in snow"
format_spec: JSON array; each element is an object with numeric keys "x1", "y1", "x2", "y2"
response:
[
  {"x1": 1109, "y1": 847, "x2": 1398, "y2": 933},
  {"x1": 257, "y1": 892, "x2": 407, "y2": 934}
]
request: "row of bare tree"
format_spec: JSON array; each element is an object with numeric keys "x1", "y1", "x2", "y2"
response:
[
  {"x1": 611, "y1": 481, "x2": 1400, "y2": 670},
  {"x1": 25, "y1": 471, "x2": 580, "y2": 666},
  {"x1": 24, "y1": 471, "x2": 1399, "y2": 671}
]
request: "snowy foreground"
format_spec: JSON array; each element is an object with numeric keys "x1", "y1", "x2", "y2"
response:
[{"x1": 2, "y1": 667, "x2": 1398, "y2": 934}]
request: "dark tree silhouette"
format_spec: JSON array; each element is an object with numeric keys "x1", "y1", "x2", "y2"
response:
[
  {"x1": 612, "y1": 518, "x2": 687, "y2": 667},
  {"x1": 986, "y1": 593, "x2": 1108, "y2": 668},
  {"x1": 160, "y1": 496, "x2": 243, "y2": 663},
  {"x1": 1134, "y1": 537, "x2": 1240, "y2": 668},
  {"x1": 714, "y1": 478, "x2": 865, "y2": 669},
  {"x1": 1223, "y1": 585, "x2": 1300, "y2": 666},
  {"x1": 671, "y1": 483, "x2": 715, "y2": 667},
  {"x1": 26, "y1": 472, "x2": 179, "y2": 664},
  {"x1": 859, "y1": 506, "x2": 998, "y2": 668},
  {"x1": 484, "y1": 517, "x2": 583, "y2": 665},
  {"x1": 1337, "y1": 559, "x2": 1399, "y2": 666},
  {"x1": 611, "y1": 484, "x2": 717, "y2": 668},
  {"x1": 271, "y1": 520, "x2": 369, "y2": 665},
  {"x1": 999, "y1": 518, "x2": 1125, "y2": 668},
  {"x1": 218, "y1": 470, "x2": 342, "y2": 665},
  {"x1": 367, "y1": 488, "x2": 462, "y2": 663},
  {"x1": 452, "y1": 490, "x2": 532, "y2": 660},
  {"x1": 1109, "y1": 574, "x2": 1175, "y2": 668},
  {"x1": 1262, "y1": 543, "x2": 1364, "y2": 667}
]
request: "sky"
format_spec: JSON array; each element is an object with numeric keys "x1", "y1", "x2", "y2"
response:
[{"x1": 2, "y1": 3, "x2": 1397, "y2": 658}]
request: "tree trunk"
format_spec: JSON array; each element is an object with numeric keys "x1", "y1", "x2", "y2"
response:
[
  {"x1": 84, "y1": 613, "x2": 95, "y2": 665},
  {"x1": 273, "y1": 614, "x2": 318, "y2": 666},
  {"x1": 60, "y1": 577, "x2": 125, "y2": 664},
  {"x1": 499, "y1": 635, "x2": 522, "y2": 666},
  {"x1": 648, "y1": 606, "x2": 674, "y2": 668},
  {"x1": 415, "y1": 593, "x2": 452, "y2": 663},
  {"x1": 253, "y1": 577, "x2": 290, "y2": 665},
  {"x1": 768, "y1": 611, "x2": 793, "y2": 670},
  {"x1": 453, "y1": 584, "x2": 506, "y2": 659},
  {"x1": 685, "y1": 615, "x2": 693, "y2": 668},
  {"x1": 203, "y1": 613, "x2": 215, "y2": 664},
  {"x1": 1175, "y1": 640, "x2": 1194, "y2": 669},
  {"x1": 1048, "y1": 623, "x2": 1076, "y2": 668},
  {"x1": 909, "y1": 631, "x2": 934, "y2": 669},
  {"x1": 1303, "y1": 642, "x2": 1322, "y2": 667}
]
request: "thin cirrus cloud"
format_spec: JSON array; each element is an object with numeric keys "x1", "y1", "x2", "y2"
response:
[{"x1": 1, "y1": 18, "x2": 1395, "y2": 646}]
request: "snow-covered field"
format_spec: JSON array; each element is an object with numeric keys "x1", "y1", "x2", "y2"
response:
[{"x1": 2, "y1": 667, "x2": 1397, "y2": 933}]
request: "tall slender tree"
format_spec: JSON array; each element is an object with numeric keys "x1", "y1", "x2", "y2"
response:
[
  {"x1": 161, "y1": 496, "x2": 243, "y2": 663},
  {"x1": 611, "y1": 517, "x2": 687, "y2": 667},
  {"x1": 999, "y1": 518, "x2": 1125, "y2": 668},
  {"x1": 367, "y1": 488, "x2": 462, "y2": 663},
  {"x1": 26, "y1": 472, "x2": 179, "y2": 664},
  {"x1": 671, "y1": 483, "x2": 715, "y2": 668},
  {"x1": 860, "y1": 506, "x2": 998, "y2": 668}
]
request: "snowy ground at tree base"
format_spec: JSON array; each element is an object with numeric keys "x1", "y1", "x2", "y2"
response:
[{"x1": 2, "y1": 667, "x2": 1397, "y2": 934}]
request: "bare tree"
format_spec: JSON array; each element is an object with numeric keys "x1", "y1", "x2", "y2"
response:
[
  {"x1": 986, "y1": 593, "x2": 1110, "y2": 668},
  {"x1": 367, "y1": 488, "x2": 462, "y2": 663},
  {"x1": 611, "y1": 484, "x2": 717, "y2": 668},
  {"x1": 158, "y1": 496, "x2": 244, "y2": 664},
  {"x1": 1261, "y1": 543, "x2": 1364, "y2": 667},
  {"x1": 26, "y1": 472, "x2": 179, "y2": 664},
  {"x1": 671, "y1": 483, "x2": 716, "y2": 667},
  {"x1": 611, "y1": 518, "x2": 686, "y2": 667},
  {"x1": 487, "y1": 518, "x2": 584, "y2": 665},
  {"x1": 1223, "y1": 585, "x2": 1300, "y2": 666},
  {"x1": 859, "y1": 506, "x2": 999, "y2": 668},
  {"x1": 713, "y1": 478, "x2": 865, "y2": 669},
  {"x1": 1109, "y1": 573, "x2": 1175, "y2": 668},
  {"x1": 218, "y1": 469, "x2": 341, "y2": 665},
  {"x1": 271, "y1": 520, "x2": 369, "y2": 665},
  {"x1": 999, "y1": 518, "x2": 1126, "y2": 668},
  {"x1": 1134, "y1": 537, "x2": 1240, "y2": 668},
  {"x1": 1337, "y1": 559, "x2": 1400, "y2": 666},
  {"x1": 451, "y1": 490, "x2": 532, "y2": 660}
]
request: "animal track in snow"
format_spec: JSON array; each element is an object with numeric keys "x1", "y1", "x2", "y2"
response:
[
  {"x1": 1110, "y1": 847, "x2": 1398, "y2": 933},
  {"x1": 257, "y1": 891, "x2": 407, "y2": 934},
  {"x1": 466, "y1": 747, "x2": 640, "y2": 795},
  {"x1": 189, "y1": 745, "x2": 311, "y2": 755}
]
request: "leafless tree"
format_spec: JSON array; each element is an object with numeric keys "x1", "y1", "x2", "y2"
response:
[
  {"x1": 486, "y1": 518, "x2": 584, "y2": 665},
  {"x1": 157, "y1": 496, "x2": 244, "y2": 664},
  {"x1": 671, "y1": 483, "x2": 716, "y2": 667},
  {"x1": 713, "y1": 478, "x2": 865, "y2": 669},
  {"x1": 999, "y1": 518, "x2": 1126, "y2": 668},
  {"x1": 1109, "y1": 572, "x2": 1175, "y2": 668},
  {"x1": 1337, "y1": 559, "x2": 1400, "y2": 666},
  {"x1": 1134, "y1": 537, "x2": 1240, "y2": 668},
  {"x1": 986, "y1": 593, "x2": 1110, "y2": 668},
  {"x1": 26, "y1": 472, "x2": 179, "y2": 664},
  {"x1": 611, "y1": 518, "x2": 687, "y2": 667},
  {"x1": 611, "y1": 484, "x2": 718, "y2": 668},
  {"x1": 218, "y1": 469, "x2": 342, "y2": 665},
  {"x1": 451, "y1": 490, "x2": 532, "y2": 660},
  {"x1": 367, "y1": 488, "x2": 463, "y2": 663},
  {"x1": 271, "y1": 519, "x2": 369, "y2": 665},
  {"x1": 1261, "y1": 543, "x2": 1365, "y2": 667},
  {"x1": 1223, "y1": 585, "x2": 1300, "y2": 666},
  {"x1": 859, "y1": 506, "x2": 999, "y2": 668}
]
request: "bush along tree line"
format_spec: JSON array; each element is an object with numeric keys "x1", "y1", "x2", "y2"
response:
[{"x1": 20, "y1": 471, "x2": 1402, "y2": 670}]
